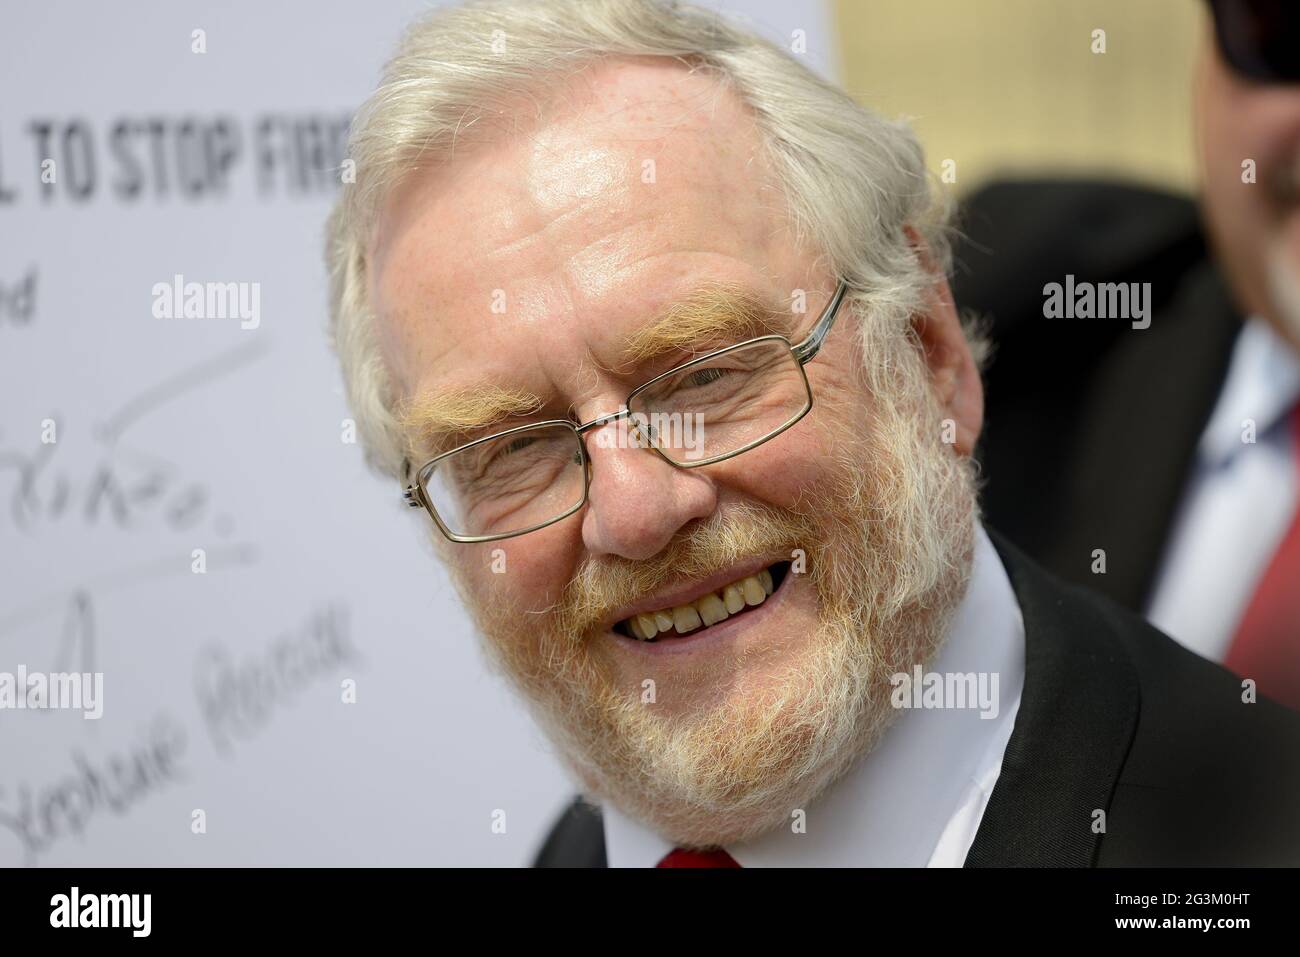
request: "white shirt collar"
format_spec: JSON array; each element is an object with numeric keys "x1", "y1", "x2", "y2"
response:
[
  {"x1": 601, "y1": 523, "x2": 1025, "y2": 867},
  {"x1": 1199, "y1": 318, "x2": 1300, "y2": 468}
]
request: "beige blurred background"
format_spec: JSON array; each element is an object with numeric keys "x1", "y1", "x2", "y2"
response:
[{"x1": 834, "y1": 0, "x2": 1205, "y2": 196}]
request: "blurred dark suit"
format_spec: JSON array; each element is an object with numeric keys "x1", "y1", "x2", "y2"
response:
[{"x1": 953, "y1": 179, "x2": 1242, "y2": 612}]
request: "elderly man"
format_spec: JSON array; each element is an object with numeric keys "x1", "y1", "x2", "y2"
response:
[{"x1": 326, "y1": 0, "x2": 1300, "y2": 866}]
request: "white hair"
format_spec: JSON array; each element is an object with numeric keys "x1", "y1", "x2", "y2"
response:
[{"x1": 325, "y1": 0, "x2": 958, "y2": 480}]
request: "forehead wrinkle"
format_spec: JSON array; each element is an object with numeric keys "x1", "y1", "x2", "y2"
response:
[
  {"x1": 612, "y1": 281, "x2": 791, "y2": 371},
  {"x1": 397, "y1": 385, "x2": 544, "y2": 460}
]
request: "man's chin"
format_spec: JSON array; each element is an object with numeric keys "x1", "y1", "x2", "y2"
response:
[
  {"x1": 561, "y1": 649, "x2": 897, "y2": 849},
  {"x1": 554, "y1": 541, "x2": 974, "y2": 847},
  {"x1": 551, "y1": 576, "x2": 953, "y2": 848}
]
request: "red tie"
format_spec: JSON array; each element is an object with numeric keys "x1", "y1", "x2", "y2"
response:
[
  {"x1": 656, "y1": 847, "x2": 741, "y2": 868},
  {"x1": 1224, "y1": 405, "x2": 1300, "y2": 710}
]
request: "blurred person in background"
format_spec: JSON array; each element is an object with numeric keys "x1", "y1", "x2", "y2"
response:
[{"x1": 960, "y1": 0, "x2": 1300, "y2": 708}]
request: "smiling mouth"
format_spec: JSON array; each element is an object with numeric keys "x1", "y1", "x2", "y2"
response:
[{"x1": 612, "y1": 561, "x2": 791, "y2": 642}]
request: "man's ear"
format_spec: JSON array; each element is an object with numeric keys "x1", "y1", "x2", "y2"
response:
[{"x1": 903, "y1": 225, "x2": 983, "y2": 457}]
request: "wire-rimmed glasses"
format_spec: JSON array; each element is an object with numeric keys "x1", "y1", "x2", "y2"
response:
[{"x1": 402, "y1": 280, "x2": 848, "y2": 542}]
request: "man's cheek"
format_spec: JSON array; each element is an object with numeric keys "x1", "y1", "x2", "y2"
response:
[
  {"x1": 464, "y1": 541, "x2": 574, "y2": 604},
  {"x1": 721, "y1": 428, "x2": 836, "y2": 507}
]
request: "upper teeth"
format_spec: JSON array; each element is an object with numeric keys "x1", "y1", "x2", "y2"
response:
[{"x1": 625, "y1": 568, "x2": 775, "y2": 641}]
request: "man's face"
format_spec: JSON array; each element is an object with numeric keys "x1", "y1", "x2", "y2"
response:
[
  {"x1": 1198, "y1": 24, "x2": 1300, "y2": 349},
  {"x1": 369, "y1": 58, "x2": 978, "y2": 846}
]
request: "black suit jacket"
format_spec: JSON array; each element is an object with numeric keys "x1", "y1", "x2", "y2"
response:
[
  {"x1": 532, "y1": 532, "x2": 1300, "y2": 866},
  {"x1": 955, "y1": 179, "x2": 1243, "y2": 612}
]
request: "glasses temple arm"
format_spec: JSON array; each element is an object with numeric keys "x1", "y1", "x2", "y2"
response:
[{"x1": 790, "y1": 279, "x2": 848, "y2": 365}]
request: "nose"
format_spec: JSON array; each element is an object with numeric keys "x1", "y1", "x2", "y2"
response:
[{"x1": 579, "y1": 413, "x2": 718, "y2": 561}]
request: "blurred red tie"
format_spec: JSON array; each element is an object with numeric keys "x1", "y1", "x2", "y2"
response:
[
  {"x1": 656, "y1": 847, "x2": 741, "y2": 867},
  {"x1": 1224, "y1": 405, "x2": 1300, "y2": 710}
]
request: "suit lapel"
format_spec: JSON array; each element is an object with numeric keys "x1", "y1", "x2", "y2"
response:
[
  {"x1": 965, "y1": 531, "x2": 1141, "y2": 866},
  {"x1": 533, "y1": 797, "x2": 606, "y2": 867}
]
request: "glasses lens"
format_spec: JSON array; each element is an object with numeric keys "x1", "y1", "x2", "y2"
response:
[
  {"x1": 423, "y1": 423, "x2": 585, "y2": 539},
  {"x1": 628, "y1": 337, "x2": 811, "y2": 465},
  {"x1": 1211, "y1": 0, "x2": 1300, "y2": 83}
]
